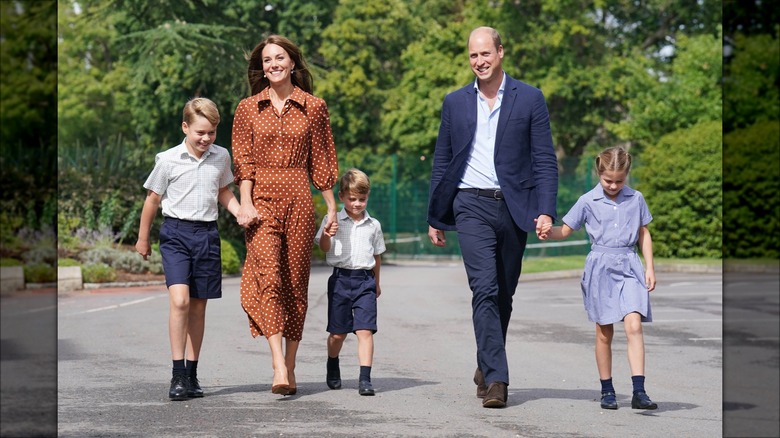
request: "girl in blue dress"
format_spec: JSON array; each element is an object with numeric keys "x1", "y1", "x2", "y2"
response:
[{"x1": 538, "y1": 147, "x2": 658, "y2": 410}]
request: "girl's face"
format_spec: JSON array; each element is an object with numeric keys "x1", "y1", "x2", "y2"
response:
[
  {"x1": 339, "y1": 190, "x2": 369, "y2": 221},
  {"x1": 599, "y1": 169, "x2": 628, "y2": 200},
  {"x1": 261, "y1": 43, "x2": 294, "y2": 86},
  {"x1": 182, "y1": 115, "x2": 217, "y2": 158}
]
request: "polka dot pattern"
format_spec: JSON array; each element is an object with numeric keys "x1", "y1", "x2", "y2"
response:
[{"x1": 232, "y1": 86, "x2": 338, "y2": 341}]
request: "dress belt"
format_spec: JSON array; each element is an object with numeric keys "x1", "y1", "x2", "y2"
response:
[
  {"x1": 460, "y1": 188, "x2": 504, "y2": 200},
  {"x1": 591, "y1": 244, "x2": 636, "y2": 255}
]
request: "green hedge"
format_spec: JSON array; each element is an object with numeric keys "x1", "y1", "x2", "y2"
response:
[
  {"x1": 723, "y1": 121, "x2": 780, "y2": 258},
  {"x1": 634, "y1": 121, "x2": 722, "y2": 258}
]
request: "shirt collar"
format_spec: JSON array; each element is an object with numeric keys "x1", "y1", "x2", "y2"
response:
[
  {"x1": 260, "y1": 85, "x2": 307, "y2": 108},
  {"x1": 590, "y1": 184, "x2": 636, "y2": 201},
  {"x1": 176, "y1": 139, "x2": 211, "y2": 160},
  {"x1": 473, "y1": 72, "x2": 506, "y2": 96},
  {"x1": 337, "y1": 207, "x2": 371, "y2": 224}
]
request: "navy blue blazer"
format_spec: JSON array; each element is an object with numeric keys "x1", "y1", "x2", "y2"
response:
[{"x1": 427, "y1": 74, "x2": 558, "y2": 232}]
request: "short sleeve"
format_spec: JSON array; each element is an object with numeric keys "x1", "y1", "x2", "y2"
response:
[
  {"x1": 637, "y1": 192, "x2": 653, "y2": 227},
  {"x1": 217, "y1": 148, "x2": 234, "y2": 189},
  {"x1": 143, "y1": 153, "x2": 170, "y2": 195},
  {"x1": 372, "y1": 220, "x2": 386, "y2": 255},
  {"x1": 562, "y1": 196, "x2": 588, "y2": 231}
]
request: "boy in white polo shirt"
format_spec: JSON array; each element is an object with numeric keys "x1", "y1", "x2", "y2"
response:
[
  {"x1": 315, "y1": 168, "x2": 386, "y2": 396},
  {"x1": 135, "y1": 97, "x2": 242, "y2": 401}
]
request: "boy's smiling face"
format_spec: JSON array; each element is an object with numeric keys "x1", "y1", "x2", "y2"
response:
[
  {"x1": 182, "y1": 115, "x2": 217, "y2": 158},
  {"x1": 339, "y1": 190, "x2": 369, "y2": 221}
]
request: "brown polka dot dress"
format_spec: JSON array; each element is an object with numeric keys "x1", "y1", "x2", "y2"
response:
[{"x1": 232, "y1": 86, "x2": 338, "y2": 341}]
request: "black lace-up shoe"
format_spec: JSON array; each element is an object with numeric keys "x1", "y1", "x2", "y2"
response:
[
  {"x1": 187, "y1": 375, "x2": 203, "y2": 398},
  {"x1": 169, "y1": 374, "x2": 189, "y2": 401}
]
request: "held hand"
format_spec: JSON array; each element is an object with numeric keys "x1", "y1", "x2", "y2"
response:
[
  {"x1": 534, "y1": 215, "x2": 553, "y2": 240},
  {"x1": 428, "y1": 226, "x2": 446, "y2": 247},
  {"x1": 237, "y1": 203, "x2": 259, "y2": 228},
  {"x1": 534, "y1": 218, "x2": 552, "y2": 240},
  {"x1": 135, "y1": 240, "x2": 151, "y2": 261},
  {"x1": 323, "y1": 216, "x2": 338, "y2": 237}
]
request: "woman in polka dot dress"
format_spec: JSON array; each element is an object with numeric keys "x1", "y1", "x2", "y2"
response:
[{"x1": 233, "y1": 35, "x2": 339, "y2": 396}]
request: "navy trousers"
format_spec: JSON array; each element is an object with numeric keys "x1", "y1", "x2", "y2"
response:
[{"x1": 453, "y1": 190, "x2": 527, "y2": 385}]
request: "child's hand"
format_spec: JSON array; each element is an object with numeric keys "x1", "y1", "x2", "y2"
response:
[
  {"x1": 324, "y1": 221, "x2": 339, "y2": 237},
  {"x1": 534, "y1": 218, "x2": 552, "y2": 240},
  {"x1": 645, "y1": 269, "x2": 656, "y2": 292},
  {"x1": 135, "y1": 240, "x2": 151, "y2": 260}
]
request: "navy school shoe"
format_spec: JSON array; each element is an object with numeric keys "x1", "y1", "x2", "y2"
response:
[
  {"x1": 631, "y1": 391, "x2": 658, "y2": 409},
  {"x1": 358, "y1": 380, "x2": 375, "y2": 396},
  {"x1": 600, "y1": 391, "x2": 618, "y2": 410}
]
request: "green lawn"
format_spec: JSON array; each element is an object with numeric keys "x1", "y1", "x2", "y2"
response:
[{"x1": 521, "y1": 255, "x2": 723, "y2": 274}]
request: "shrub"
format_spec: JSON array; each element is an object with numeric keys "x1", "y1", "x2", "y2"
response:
[
  {"x1": 0, "y1": 258, "x2": 23, "y2": 267},
  {"x1": 58, "y1": 258, "x2": 81, "y2": 267},
  {"x1": 723, "y1": 121, "x2": 780, "y2": 258},
  {"x1": 24, "y1": 263, "x2": 56, "y2": 283},
  {"x1": 221, "y1": 239, "x2": 240, "y2": 275},
  {"x1": 79, "y1": 246, "x2": 124, "y2": 266},
  {"x1": 82, "y1": 263, "x2": 117, "y2": 283},
  {"x1": 633, "y1": 121, "x2": 722, "y2": 258}
]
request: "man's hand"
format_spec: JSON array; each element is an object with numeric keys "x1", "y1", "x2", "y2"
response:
[{"x1": 428, "y1": 226, "x2": 446, "y2": 247}]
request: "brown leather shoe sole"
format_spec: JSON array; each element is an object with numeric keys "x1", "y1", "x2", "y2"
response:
[{"x1": 482, "y1": 382, "x2": 508, "y2": 408}]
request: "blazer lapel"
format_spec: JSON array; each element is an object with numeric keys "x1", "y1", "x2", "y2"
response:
[
  {"x1": 455, "y1": 87, "x2": 478, "y2": 156},
  {"x1": 494, "y1": 79, "x2": 517, "y2": 156}
]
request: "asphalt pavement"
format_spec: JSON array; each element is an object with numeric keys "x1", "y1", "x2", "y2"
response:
[{"x1": 36, "y1": 262, "x2": 738, "y2": 438}]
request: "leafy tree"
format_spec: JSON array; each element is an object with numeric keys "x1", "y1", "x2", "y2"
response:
[
  {"x1": 609, "y1": 31, "x2": 723, "y2": 152},
  {"x1": 0, "y1": 1, "x2": 57, "y2": 231},
  {"x1": 722, "y1": 31, "x2": 780, "y2": 132},
  {"x1": 633, "y1": 121, "x2": 722, "y2": 258}
]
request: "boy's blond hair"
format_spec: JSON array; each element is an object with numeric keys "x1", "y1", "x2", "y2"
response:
[
  {"x1": 183, "y1": 97, "x2": 220, "y2": 126},
  {"x1": 339, "y1": 168, "x2": 370, "y2": 195}
]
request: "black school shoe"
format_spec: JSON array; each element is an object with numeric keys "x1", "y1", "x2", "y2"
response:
[
  {"x1": 187, "y1": 374, "x2": 204, "y2": 397},
  {"x1": 631, "y1": 391, "x2": 658, "y2": 409},
  {"x1": 326, "y1": 362, "x2": 342, "y2": 389},
  {"x1": 358, "y1": 380, "x2": 375, "y2": 396},
  {"x1": 600, "y1": 391, "x2": 618, "y2": 410},
  {"x1": 169, "y1": 373, "x2": 189, "y2": 401}
]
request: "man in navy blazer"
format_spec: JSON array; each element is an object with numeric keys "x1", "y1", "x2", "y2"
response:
[{"x1": 427, "y1": 26, "x2": 558, "y2": 408}]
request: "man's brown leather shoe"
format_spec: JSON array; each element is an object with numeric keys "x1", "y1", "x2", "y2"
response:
[
  {"x1": 474, "y1": 368, "x2": 487, "y2": 398},
  {"x1": 482, "y1": 382, "x2": 508, "y2": 408}
]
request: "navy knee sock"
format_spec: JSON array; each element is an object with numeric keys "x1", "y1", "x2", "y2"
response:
[
  {"x1": 600, "y1": 378, "x2": 615, "y2": 394},
  {"x1": 631, "y1": 375, "x2": 646, "y2": 394},
  {"x1": 359, "y1": 366, "x2": 372, "y2": 382}
]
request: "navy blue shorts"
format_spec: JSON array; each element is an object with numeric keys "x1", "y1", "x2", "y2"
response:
[
  {"x1": 159, "y1": 218, "x2": 222, "y2": 299},
  {"x1": 327, "y1": 267, "x2": 377, "y2": 334}
]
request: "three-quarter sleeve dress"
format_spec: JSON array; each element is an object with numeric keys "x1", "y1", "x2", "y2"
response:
[{"x1": 232, "y1": 86, "x2": 338, "y2": 340}]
